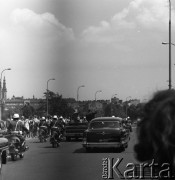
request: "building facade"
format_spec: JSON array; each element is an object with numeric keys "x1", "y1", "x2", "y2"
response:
[{"x1": 0, "y1": 77, "x2": 45, "y2": 119}]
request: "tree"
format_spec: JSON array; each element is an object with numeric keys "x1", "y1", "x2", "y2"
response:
[
  {"x1": 126, "y1": 103, "x2": 145, "y2": 121},
  {"x1": 21, "y1": 103, "x2": 35, "y2": 118},
  {"x1": 4, "y1": 105, "x2": 24, "y2": 120},
  {"x1": 113, "y1": 104, "x2": 126, "y2": 118},
  {"x1": 104, "y1": 103, "x2": 126, "y2": 118},
  {"x1": 37, "y1": 91, "x2": 74, "y2": 117},
  {"x1": 104, "y1": 104, "x2": 111, "y2": 116}
]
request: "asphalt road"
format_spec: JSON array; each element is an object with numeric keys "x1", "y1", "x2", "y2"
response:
[{"x1": 1, "y1": 126, "x2": 139, "y2": 180}]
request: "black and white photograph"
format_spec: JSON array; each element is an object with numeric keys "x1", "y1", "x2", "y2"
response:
[{"x1": 0, "y1": 0, "x2": 175, "y2": 179}]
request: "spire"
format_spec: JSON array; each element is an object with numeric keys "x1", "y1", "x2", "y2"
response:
[
  {"x1": 2, "y1": 76, "x2": 7, "y2": 100},
  {"x1": 2, "y1": 77, "x2": 7, "y2": 92}
]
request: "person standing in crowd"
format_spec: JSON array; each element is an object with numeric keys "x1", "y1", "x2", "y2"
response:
[
  {"x1": 21, "y1": 116, "x2": 25, "y2": 126},
  {"x1": 71, "y1": 109, "x2": 79, "y2": 123},
  {"x1": 86, "y1": 109, "x2": 97, "y2": 122},
  {"x1": 134, "y1": 89, "x2": 175, "y2": 179},
  {"x1": 46, "y1": 116, "x2": 52, "y2": 135},
  {"x1": 33, "y1": 115, "x2": 40, "y2": 137},
  {"x1": 24, "y1": 118, "x2": 30, "y2": 137}
]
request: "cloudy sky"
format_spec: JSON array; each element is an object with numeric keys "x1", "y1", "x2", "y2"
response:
[{"x1": 1, "y1": 0, "x2": 175, "y2": 101}]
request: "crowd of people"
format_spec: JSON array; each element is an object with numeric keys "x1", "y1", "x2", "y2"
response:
[
  {"x1": 0, "y1": 114, "x2": 70, "y2": 140},
  {"x1": 0, "y1": 108, "x2": 98, "y2": 141}
]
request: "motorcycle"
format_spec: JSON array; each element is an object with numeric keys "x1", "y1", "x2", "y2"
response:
[
  {"x1": 50, "y1": 127, "x2": 63, "y2": 148},
  {"x1": 5, "y1": 131, "x2": 29, "y2": 161},
  {"x1": 38, "y1": 126, "x2": 49, "y2": 143}
]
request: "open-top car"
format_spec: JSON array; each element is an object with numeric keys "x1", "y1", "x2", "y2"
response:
[
  {"x1": 65, "y1": 122, "x2": 88, "y2": 141},
  {"x1": 82, "y1": 117, "x2": 130, "y2": 152}
]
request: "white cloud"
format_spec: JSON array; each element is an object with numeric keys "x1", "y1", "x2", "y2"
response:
[
  {"x1": 82, "y1": 0, "x2": 175, "y2": 44},
  {"x1": 132, "y1": 0, "x2": 170, "y2": 29},
  {"x1": 10, "y1": 8, "x2": 75, "y2": 41}
]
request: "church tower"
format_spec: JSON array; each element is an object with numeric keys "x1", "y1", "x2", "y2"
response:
[{"x1": 2, "y1": 77, "x2": 7, "y2": 101}]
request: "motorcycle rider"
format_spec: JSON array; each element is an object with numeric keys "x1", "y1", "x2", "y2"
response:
[
  {"x1": 7, "y1": 114, "x2": 29, "y2": 134},
  {"x1": 50, "y1": 115, "x2": 62, "y2": 141},
  {"x1": 39, "y1": 117, "x2": 47, "y2": 126},
  {"x1": 6, "y1": 113, "x2": 29, "y2": 148},
  {"x1": 39, "y1": 117, "x2": 49, "y2": 136},
  {"x1": 46, "y1": 116, "x2": 52, "y2": 135}
]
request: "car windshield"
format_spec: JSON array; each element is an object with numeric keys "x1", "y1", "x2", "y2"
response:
[{"x1": 89, "y1": 121, "x2": 120, "y2": 129}]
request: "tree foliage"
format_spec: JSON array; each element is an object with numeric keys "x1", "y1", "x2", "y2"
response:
[
  {"x1": 37, "y1": 91, "x2": 74, "y2": 117},
  {"x1": 104, "y1": 102, "x2": 145, "y2": 121},
  {"x1": 21, "y1": 103, "x2": 35, "y2": 118},
  {"x1": 104, "y1": 103, "x2": 126, "y2": 118},
  {"x1": 126, "y1": 103, "x2": 145, "y2": 121}
]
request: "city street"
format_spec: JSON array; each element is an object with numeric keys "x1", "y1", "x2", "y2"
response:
[
  {"x1": 2, "y1": 126, "x2": 139, "y2": 180},
  {"x1": 0, "y1": 1, "x2": 173, "y2": 179}
]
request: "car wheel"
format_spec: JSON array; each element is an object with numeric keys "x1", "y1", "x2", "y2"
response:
[
  {"x1": 39, "y1": 137, "x2": 43, "y2": 143},
  {"x1": 1, "y1": 151, "x2": 7, "y2": 164},
  {"x1": 52, "y1": 143, "x2": 55, "y2": 148},
  {"x1": 56, "y1": 142, "x2": 60, "y2": 148},
  {"x1": 19, "y1": 153, "x2": 24, "y2": 158},
  {"x1": 11, "y1": 154, "x2": 17, "y2": 161}
]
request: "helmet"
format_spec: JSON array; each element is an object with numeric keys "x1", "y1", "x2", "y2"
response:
[
  {"x1": 59, "y1": 116, "x2": 63, "y2": 119},
  {"x1": 13, "y1": 113, "x2": 19, "y2": 119},
  {"x1": 53, "y1": 115, "x2": 58, "y2": 119},
  {"x1": 41, "y1": 117, "x2": 45, "y2": 120}
]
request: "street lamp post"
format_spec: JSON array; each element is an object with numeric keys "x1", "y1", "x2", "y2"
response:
[
  {"x1": 162, "y1": 41, "x2": 174, "y2": 89},
  {"x1": 0, "y1": 68, "x2": 11, "y2": 120},
  {"x1": 126, "y1": 96, "x2": 131, "y2": 119},
  {"x1": 95, "y1": 90, "x2": 102, "y2": 101},
  {"x1": 162, "y1": 0, "x2": 171, "y2": 89},
  {"x1": 77, "y1": 85, "x2": 85, "y2": 102},
  {"x1": 0, "y1": 68, "x2": 11, "y2": 80},
  {"x1": 46, "y1": 78, "x2": 55, "y2": 117},
  {"x1": 169, "y1": 0, "x2": 171, "y2": 90},
  {"x1": 162, "y1": 41, "x2": 175, "y2": 89}
]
